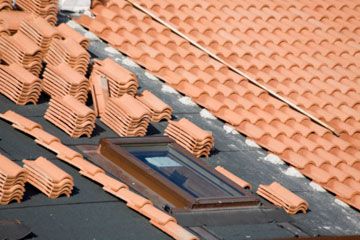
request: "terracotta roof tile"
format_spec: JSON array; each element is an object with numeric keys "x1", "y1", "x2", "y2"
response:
[
  {"x1": 42, "y1": 62, "x2": 89, "y2": 103},
  {"x1": 136, "y1": 90, "x2": 172, "y2": 122},
  {"x1": 0, "y1": 32, "x2": 42, "y2": 76},
  {"x1": 56, "y1": 23, "x2": 89, "y2": 49},
  {"x1": 257, "y1": 182, "x2": 308, "y2": 215},
  {"x1": 44, "y1": 95, "x2": 96, "y2": 138},
  {"x1": 45, "y1": 38, "x2": 90, "y2": 75},
  {"x1": 0, "y1": 0, "x2": 11, "y2": 11},
  {"x1": 0, "y1": 11, "x2": 33, "y2": 34},
  {"x1": 165, "y1": 118, "x2": 214, "y2": 158},
  {"x1": 90, "y1": 58, "x2": 138, "y2": 97},
  {"x1": 0, "y1": 154, "x2": 27, "y2": 205},
  {"x1": 15, "y1": 0, "x2": 58, "y2": 25},
  {"x1": 101, "y1": 94, "x2": 151, "y2": 137},
  {"x1": 0, "y1": 64, "x2": 41, "y2": 105},
  {"x1": 19, "y1": 16, "x2": 61, "y2": 56},
  {"x1": 215, "y1": 166, "x2": 252, "y2": 189},
  {"x1": 1, "y1": 111, "x2": 198, "y2": 240},
  {"x1": 90, "y1": 74, "x2": 109, "y2": 117},
  {"x1": 77, "y1": 0, "x2": 360, "y2": 210},
  {"x1": 23, "y1": 157, "x2": 74, "y2": 199}
]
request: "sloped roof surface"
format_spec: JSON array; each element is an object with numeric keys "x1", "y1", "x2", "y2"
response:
[{"x1": 75, "y1": 0, "x2": 360, "y2": 210}]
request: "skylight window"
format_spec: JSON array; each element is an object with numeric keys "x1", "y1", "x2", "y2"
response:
[{"x1": 82, "y1": 137, "x2": 259, "y2": 212}]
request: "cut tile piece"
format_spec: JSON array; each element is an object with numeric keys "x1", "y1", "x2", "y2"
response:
[
  {"x1": 44, "y1": 95, "x2": 96, "y2": 138},
  {"x1": 90, "y1": 74, "x2": 109, "y2": 117},
  {"x1": 56, "y1": 23, "x2": 89, "y2": 49},
  {"x1": 23, "y1": 157, "x2": 74, "y2": 198},
  {"x1": 136, "y1": 90, "x2": 172, "y2": 122},
  {"x1": 257, "y1": 182, "x2": 309, "y2": 215},
  {"x1": 0, "y1": 154, "x2": 27, "y2": 205},
  {"x1": 15, "y1": 0, "x2": 58, "y2": 25},
  {"x1": 165, "y1": 118, "x2": 214, "y2": 158},
  {"x1": 215, "y1": 166, "x2": 252, "y2": 189},
  {"x1": 45, "y1": 38, "x2": 90, "y2": 75},
  {"x1": 101, "y1": 94, "x2": 151, "y2": 137},
  {"x1": 42, "y1": 62, "x2": 89, "y2": 103},
  {"x1": 0, "y1": 63, "x2": 41, "y2": 105},
  {"x1": 90, "y1": 58, "x2": 138, "y2": 97}
]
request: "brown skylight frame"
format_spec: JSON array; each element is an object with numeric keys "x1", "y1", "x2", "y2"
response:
[{"x1": 90, "y1": 136, "x2": 259, "y2": 211}]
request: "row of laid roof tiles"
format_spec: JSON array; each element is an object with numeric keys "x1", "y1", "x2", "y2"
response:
[
  {"x1": 75, "y1": 0, "x2": 360, "y2": 210},
  {"x1": 0, "y1": 110, "x2": 198, "y2": 240},
  {"x1": 133, "y1": 0, "x2": 360, "y2": 138}
]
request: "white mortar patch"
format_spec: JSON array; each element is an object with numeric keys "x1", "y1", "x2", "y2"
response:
[
  {"x1": 223, "y1": 124, "x2": 238, "y2": 134},
  {"x1": 161, "y1": 84, "x2": 177, "y2": 94},
  {"x1": 283, "y1": 167, "x2": 304, "y2": 178},
  {"x1": 200, "y1": 109, "x2": 216, "y2": 120},
  {"x1": 105, "y1": 47, "x2": 118, "y2": 54},
  {"x1": 84, "y1": 31, "x2": 99, "y2": 41},
  {"x1": 179, "y1": 96, "x2": 196, "y2": 106},
  {"x1": 144, "y1": 71, "x2": 158, "y2": 81},
  {"x1": 334, "y1": 199, "x2": 350, "y2": 208},
  {"x1": 83, "y1": 10, "x2": 93, "y2": 17},
  {"x1": 122, "y1": 58, "x2": 138, "y2": 67},
  {"x1": 245, "y1": 138, "x2": 261, "y2": 148},
  {"x1": 263, "y1": 153, "x2": 285, "y2": 165},
  {"x1": 309, "y1": 181, "x2": 326, "y2": 192},
  {"x1": 67, "y1": 20, "x2": 82, "y2": 29}
]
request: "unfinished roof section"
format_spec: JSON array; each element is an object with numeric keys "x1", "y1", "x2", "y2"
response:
[{"x1": 75, "y1": 0, "x2": 360, "y2": 210}]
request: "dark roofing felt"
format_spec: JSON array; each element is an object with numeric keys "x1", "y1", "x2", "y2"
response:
[{"x1": 0, "y1": 19, "x2": 359, "y2": 240}]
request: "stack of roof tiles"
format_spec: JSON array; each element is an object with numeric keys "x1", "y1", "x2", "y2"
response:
[
  {"x1": 136, "y1": 90, "x2": 172, "y2": 122},
  {"x1": 76, "y1": 0, "x2": 360, "y2": 210},
  {"x1": 19, "y1": 16, "x2": 60, "y2": 57},
  {"x1": 0, "y1": 32, "x2": 42, "y2": 76},
  {"x1": 45, "y1": 38, "x2": 90, "y2": 75},
  {"x1": 56, "y1": 23, "x2": 89, "y2": 50},
  {"x1": 42, "y1": 62, "x2": 89, "y2": 103},
  {"x1": 23, "y1": 157, "x2": 73, "y2": 198},
  {"x1": 101, "y1": 94, "x2": 151, "y2": 137},
  {"x1": 16, "y1": 0, "x2": 58, "y2": 25},
  {"x1": 0, "y1": 11, "x2": 32, "y2": 35},
  {"x1": 90, "y1": 58, "x2": 138, "y2": 97},
  {"x1": 165, "y1": 118, "x2": 214, "y2": 158},
  {"x1": 0, "y1": 0, "x2": 12, "y2": 11},
  {"x1": 0, "y1": 64, "x2": 41, "y2": 105},
  {"x1": 257, "y1": 182, "x2": 309, "y2": 215},
  {"x1": 0, "y1": 155, "x2": 27, "y2": 205},
  {"x1": 45, "y1": 95, "x2": 96, "y2": 138}
]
